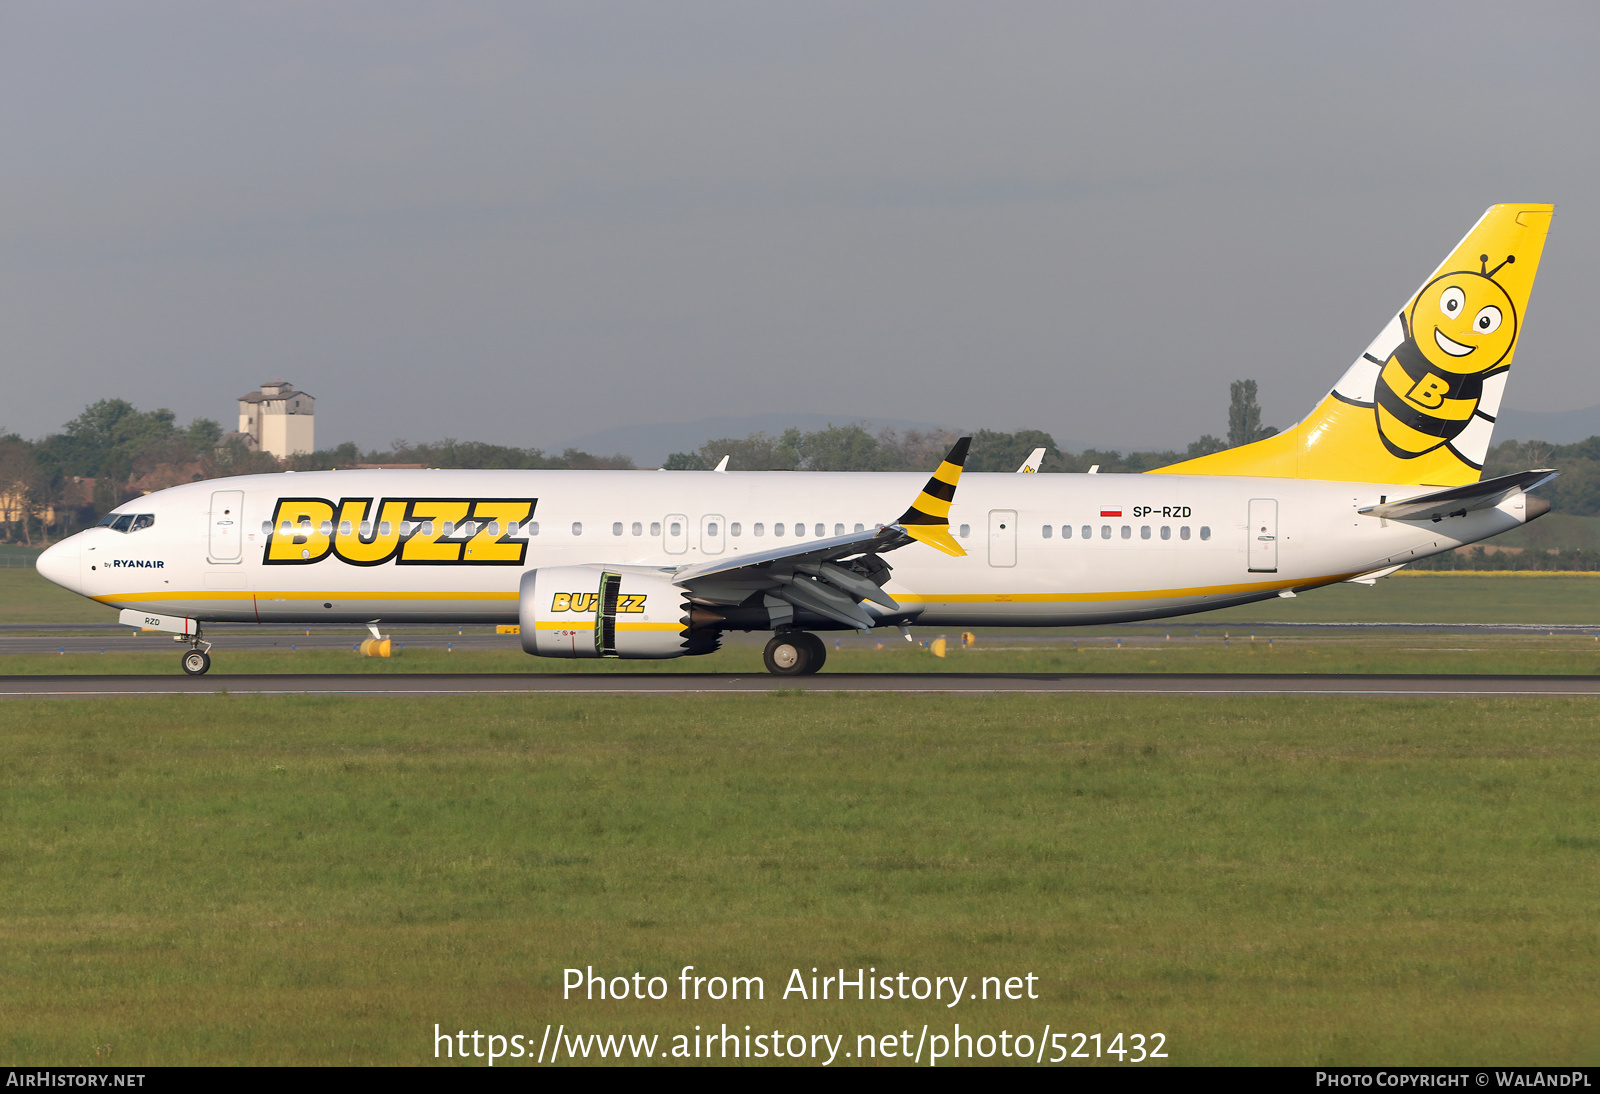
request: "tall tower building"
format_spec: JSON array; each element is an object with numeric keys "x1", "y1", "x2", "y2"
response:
[{"x1": 237, "y1": 381, "x2": 315, "y2": 458}]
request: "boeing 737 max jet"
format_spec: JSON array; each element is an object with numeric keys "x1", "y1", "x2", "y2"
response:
[{"x1": 36, "y1": 203, "x2": 1558, "y2": 675}]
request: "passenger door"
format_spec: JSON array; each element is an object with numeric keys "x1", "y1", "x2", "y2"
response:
[
  {"x1": 1248, "y1": 498, "x2": 1278, "y2": 573},
  {"x1": 663, "y1": 513, "x2": 688, "y2": 555},
  {"x1": 209, "y1": 490, "x2": 244, "y2": 563},
  {"x1": 988, "y1": 509, "x2": 1017, "y2": 567}
]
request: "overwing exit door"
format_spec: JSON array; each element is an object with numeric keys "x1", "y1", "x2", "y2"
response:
[
  {"x1": 989, "y1": 509, "x2": 1017, "y2": 567},
  {"x1": 209, "y1": 490, "x2": 244, "y2": 563},
  {"x1": 663, "y1": 513, "x2": 688, "y2": 555},
  {"x1": 1248, "y1": 498, "x2": 1278, "y2": 573}
]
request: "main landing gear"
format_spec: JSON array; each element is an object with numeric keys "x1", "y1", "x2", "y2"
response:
[
  {"x1": 178, "y1": 629, "x2": 212, "y2": 676},
  {"x1": 763, "y1": 631, "x2": 827, "y2": 676}
]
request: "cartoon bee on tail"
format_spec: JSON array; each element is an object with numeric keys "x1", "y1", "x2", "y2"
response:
[{"x1": 1373, "y1": 253, "x2": 1518, "y2": 460}]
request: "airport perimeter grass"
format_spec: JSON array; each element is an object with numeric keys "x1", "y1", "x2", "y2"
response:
[{"x1": 3, "y1": 693, "x2": 1597, "y2": 1066}]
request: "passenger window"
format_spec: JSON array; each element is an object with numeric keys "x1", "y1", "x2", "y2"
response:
[
  {"x1": 707, "y1": 522, "x2": 719, "y2": 537},
  {"x1": 649, "y1": 522, "x2": 659, "y2": 536},
  {"x1": 1042, "y1": 525, "x2": 1052, "y2": 538},
  {"x1": 1062, "y1": 525, "x2": 1072, "y2": 539},
  {"x1": 488, "y1": 521, "x2": 500, "y2": 536},
  {"x1": 443, "y1": 521, "x2": 455, "y2": 537},
  {"x1": 775, "y1": 523, "x2": 785, "y2": 536},
  {"x1": 380, "y1": 521, "x2": 392, "y2": 536},
  {"x1": 131, "y1": 514, "x2": 155, "y2": 531},
  {"x1": 815, "y1": 523, "x2": 824, "y2": 537},
  {"x1": 1101, "y1": 525, "x2": 1111, "y2": 539},
  {"x1": 1121, "y1": 525, "x2": 1132, "y2": 539},
  {"x1": 111, "y1": 514, "x2": 134, "y2": 533},
  {"x1": 1180, "y1": 526, "x2": 1190, "y2": 540},
  {"x1": 731, "y1": 523, "x2": 741, "y2": 537},
  {"x1": 339, "y1": 520, "x2": 353, "y2": 535},
  {"x1": 855, "y1": 523, "x2": 864, "y2": 533},
  {"x1": 506, "y1": 522, "x2": 518, "y2": 537},
  {"x1": 754, "y1": 523, "x2": 765, "y2": 536},
  {"x1": 280, "y1": 520, "x2": 292, "y2": 535},
  {"x1": 529, "y1": 522, "x2": 540, "y2": 536},
  {"x1": 834, "y1": 523, "x2": 844, "y2": 536},
  {"x1": 1140, "y1": 525, "x2": 1150, "y2": 540},
  {"x1": 959, "y1": 524, "x2": 970, "y2": 537},
  {"x1": 261, "y1": 521, "x2": 273, "y2": 535},
  {"x1": 300, "y1": 519, "x2": 313, "y2": 535},
  {"x1": 572, "y1": 522, "x2": 583, "y2": 536},
  {"x1": 1200, "y1": 526, "x2": 1211, "y2": 540},
  {"x1": 669, "y1": 522, "x2": 680, "y2": 536},
  {"x1": 1160, "y1": 525, "x2": 1171, "y2": 540},
  {"x1": 612, "y1": 522, "x2": 623, "y2": 536},
  {"x1": 1082, "y1": 525, "x2": 1092, "y2": 540},
  {"x1": 632, "y1": 522, "x2": 642, "y2": 536}
]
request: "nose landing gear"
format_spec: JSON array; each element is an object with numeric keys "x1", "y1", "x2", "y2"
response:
[
  {"x1": 177, "y1": 629, "x2": 213, "y2": 676},
  {"x1": 763, "y1": 631, "x2": 827, "y2": 676}
]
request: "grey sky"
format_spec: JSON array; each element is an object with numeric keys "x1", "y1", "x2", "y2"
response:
[{"x1": 3, "y1": 2, "x2": 1597, "y2": 455}]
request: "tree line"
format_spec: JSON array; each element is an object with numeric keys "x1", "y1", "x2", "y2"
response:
[
  {"x1": 11, "y1": 381, "x2": 1593, "y2": 565},
  {"x1": 0, "y1": 399, "x2": 632, "y2": 544}
]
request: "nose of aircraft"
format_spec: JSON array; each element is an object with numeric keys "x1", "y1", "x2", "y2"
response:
[{"x1": 36, "y1": 537, "x2": 81, "y2": 593}]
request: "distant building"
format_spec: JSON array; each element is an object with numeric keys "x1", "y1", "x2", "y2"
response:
[{"x1": 236, "y1": 381, "x2": 315, "y2": 458}]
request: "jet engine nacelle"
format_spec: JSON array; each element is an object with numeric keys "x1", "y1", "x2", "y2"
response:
[{"x1": 519, "y1": 565, "x2": 698, "y2": 659}]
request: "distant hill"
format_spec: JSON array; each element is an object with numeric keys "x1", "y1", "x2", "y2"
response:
[
  {"x1": 1493, "y1": 405, "x2": 1600, "y2": 445},
  {"x1": 560, "y1": 413, "x2": 1093, "y2": 467}
]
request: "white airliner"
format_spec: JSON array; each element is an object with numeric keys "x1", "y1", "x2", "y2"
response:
[{"x1": 37, "y1": 204, "x2": 1557, "y2": 676}]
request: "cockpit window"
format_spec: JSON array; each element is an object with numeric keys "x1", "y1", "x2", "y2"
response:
[{"x1": 99, "y1": 513, "x2": 154, "y2": 533}]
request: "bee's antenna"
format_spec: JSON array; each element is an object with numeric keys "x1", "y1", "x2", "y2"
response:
[
  {"x1": 1480, "y1": 254, "x2": 1490, "y2": 274},
  {"x1": 1488, "y1": 254, "x2": 1516, "y2": 278}
]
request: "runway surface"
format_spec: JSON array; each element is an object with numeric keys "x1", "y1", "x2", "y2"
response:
[
  {"x1": 5, "y1": 672, "x2": 1600, "y2": 697},
  {"x1": 4, "y1": 620, "x2": 1600, "y2": 657}
]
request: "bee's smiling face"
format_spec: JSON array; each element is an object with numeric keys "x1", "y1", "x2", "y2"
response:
[{"x1": 1410, "y1": 272, "x2": 1518, "y2": 374}]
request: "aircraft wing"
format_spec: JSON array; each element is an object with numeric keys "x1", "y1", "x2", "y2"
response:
[
  {"x1": 1358, "y1": 469, "x2": 1558, "y2": 522},
  {"x1": 669, "y1": 437, "x2": 971, "y2": 630}
]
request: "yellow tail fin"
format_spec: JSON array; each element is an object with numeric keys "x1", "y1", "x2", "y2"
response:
[{"x1": 1152, "y1": 203, "x2": 1554, "y2": 487}]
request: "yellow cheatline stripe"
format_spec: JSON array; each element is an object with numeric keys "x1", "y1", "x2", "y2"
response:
[
  {"x1": 92, "y1": 590, "x2": 520, "y2": 605},
  {"x1": 892, "y1": 573, "x2": 1361, "y2": 604},
  {"x1": 534, "y1": 621, "x2": 681, "y2": 631}
]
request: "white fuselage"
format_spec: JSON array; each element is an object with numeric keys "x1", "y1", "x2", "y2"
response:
[{"x1": 36, "y1": 467, "x2": 1531, "y2": 631}]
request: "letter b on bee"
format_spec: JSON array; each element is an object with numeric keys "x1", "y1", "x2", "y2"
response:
[{"x1": 1406, "y1": 372, "x2": 1451, "y2": 410}]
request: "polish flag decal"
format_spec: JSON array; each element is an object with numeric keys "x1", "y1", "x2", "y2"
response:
[{"x1": 1100, "y1": 508, "x2": 1122, "y2": 517}]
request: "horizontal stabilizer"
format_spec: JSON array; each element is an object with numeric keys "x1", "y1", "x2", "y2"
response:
[{"x1": 1358, "y1": 469, "x2": 1557, "y2": 521}]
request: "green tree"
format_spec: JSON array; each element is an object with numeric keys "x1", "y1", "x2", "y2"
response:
[
  {"x1": 965, "y1": 429, "x2": 1060, "y2": 472},
  {"x1": 1227, "y1": 380, "x2": 1261, "y2": 447}
]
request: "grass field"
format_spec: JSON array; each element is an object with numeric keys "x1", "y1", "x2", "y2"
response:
[
  {"x1": 3, "y1": 693, "x2": 1597, "y2": 1066},
  {"x1": 0, "y1": 568, "x2": 119, "y2": 626}
]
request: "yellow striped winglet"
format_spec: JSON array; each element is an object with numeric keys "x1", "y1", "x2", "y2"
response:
[{"x1": 896, "y1": 436, "x2": 971, "y2": 557}]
